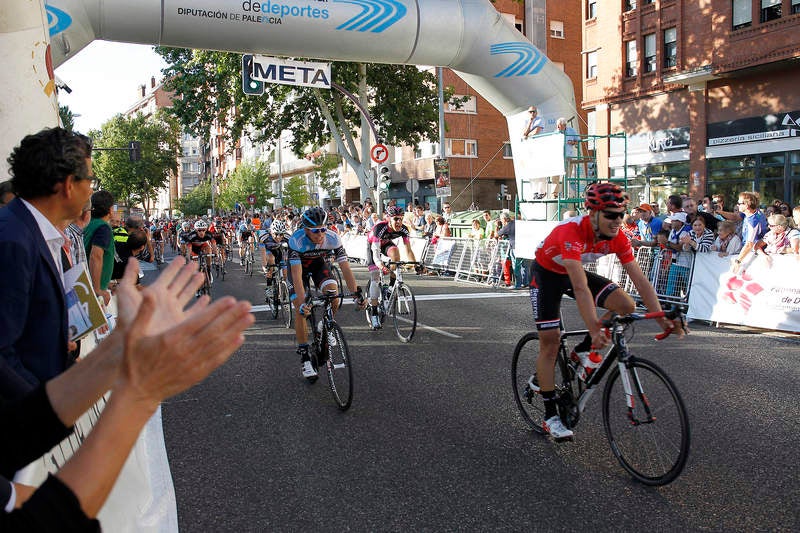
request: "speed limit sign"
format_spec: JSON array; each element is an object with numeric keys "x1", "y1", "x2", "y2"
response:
[{"x1": 370, "y1": 144, "x2": 389, "y2": 164}]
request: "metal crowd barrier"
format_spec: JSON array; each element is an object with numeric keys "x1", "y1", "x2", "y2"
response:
[
  {"x1": 419, "y1": 237, "x2": 511, "y2": 286},
  {"x1": 584, "y1": 246, "x2": 695, "y2": 307}
]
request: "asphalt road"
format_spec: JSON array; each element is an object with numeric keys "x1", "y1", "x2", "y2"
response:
[{"x1": 150, "y1": 250, "x2": 800, "y2": 532}]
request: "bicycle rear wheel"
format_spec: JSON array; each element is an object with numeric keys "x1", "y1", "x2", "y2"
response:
[
  {"x1": 602, "y1": 358, "x2": 690, "y2": 486},
  {"x1": 324, "y1": 322, "x2": 353, "y2": 410},
  {"x1": 279, "y1": 281, "x2": 293, "y2": 329},
  {"x1": 390, "y1": 283, "x2": 417, "y2": 342},
  {"x1": 511, "y1": 333, "x2": 576, "y2": 434}
]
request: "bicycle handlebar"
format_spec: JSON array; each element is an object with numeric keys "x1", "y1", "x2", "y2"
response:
[
  {"x1": 385, "y1": 261, "x2": 421, "y2": 266},
  {"x1": 600, "y1": 306, "x2": 686, "y2": 341}
]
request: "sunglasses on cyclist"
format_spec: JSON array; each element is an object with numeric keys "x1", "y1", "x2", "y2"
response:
[
  {"x1": 601, "y1": 211, "x2": 625, "y2": 220},
  {"x1": 391, "y1": 217, "x2": 403, "y2": 222},
  {"x1": 307, "y1": 227, "x2": 327, "y2": 233}
]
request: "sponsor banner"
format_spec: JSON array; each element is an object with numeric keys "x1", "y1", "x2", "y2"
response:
[
  {"x1": 434, "y1": 158, "x2": 451, "y2": 198},
  {"x1": 687, "y1": 253, "x2": 800, "y2": 333}
]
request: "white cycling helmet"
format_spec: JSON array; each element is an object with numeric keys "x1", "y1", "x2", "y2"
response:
[
  {"x1": 194, "y1": 220, "x2": 208, "y2": 230},
  {"x1": 182, "y1": 222, "x2": 191, "y2": 231},
  {"x1": 270, "y1": 220, "x2": 288, "y2": 235}
]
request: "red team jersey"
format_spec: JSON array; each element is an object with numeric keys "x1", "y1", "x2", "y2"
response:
[{"x1": 535, "y1": 215, "x2": 635, "y2": 275}]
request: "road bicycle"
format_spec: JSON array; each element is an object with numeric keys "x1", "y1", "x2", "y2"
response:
[
  {"x1": 212, "y1": 249, "x2": 226, "y2": 281},
  {"x1": 301, "y1": 288, "x2": 355, "y2": 410},
  {"x1": 191, "y1": 252, "x2": 213, "y2": 298},
  {"x1": 263, "y1": 261, "x2": 291, "y2": 323},
  {"x1": 511, "y1": 308, "x2": 690, "y2": 486},
  {"x1": 153, "y1": 239, "x2": 164, "y2": 268},
  {"x1": 242, "y1": 242, "x2": 255, "y2": 276},
  {"x1": 364, "y1": 260, "x2": 420, "y2": 343}
]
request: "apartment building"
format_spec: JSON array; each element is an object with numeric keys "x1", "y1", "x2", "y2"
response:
[{"x1": 583, "y1": 0, "x2": 800, "y2": 207}]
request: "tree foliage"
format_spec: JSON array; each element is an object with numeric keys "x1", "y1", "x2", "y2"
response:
[
  {"x1": 282, "y1": 176, "x2": 312, "y2": 210},
  {"x1": 91, "y1": 111, "x2": 181, "y2": 215},
  {"x1": 176, "y1": 180, "x2": 212, "y2": 216},
  {"x1": 59, "y1": 105, "x2": 76, "y2": 132},
  {"x1": 313, "y1": 152, "x2": 342, "y2": 201},
  {"x1": 155, "y1": 48, "x2": 453, "y2": 201},
  {"x1": 216, "y1": 160, "x2": 274, "y2": 213}
]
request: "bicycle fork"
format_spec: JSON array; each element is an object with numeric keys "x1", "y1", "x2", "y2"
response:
[{"x1": 618, "y1": 362, "x2": 656, "y2": 426}]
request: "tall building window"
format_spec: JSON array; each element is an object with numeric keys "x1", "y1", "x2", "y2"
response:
[
  {"x1": 663, "y1": 28, "x2": 677, "y2": 68},
  {"x1": 550, "y1": 20, "x2": 565, "y2": 38},
  {"x1": 761, "y1": 0, "x2": 782, "y2": 22},
  {"x1": 502, "y1": 142, "x2": 513, "y2": 158},
  {"x1": 793, "y1": 0, "x2": 800, "y2": 14},
  {"x1": 644, "y1": 33, "x2": 656, "y2": 73},
  {"x1": 587, "y1": 0, "x2": 597, "y2": 19},
  {"x1": 447, "y1": 139, "x2": 477, "y2": 158},
  {"x1": 587, "y1": 51, "x2": 598, "y2": 79},
  {"x1": 732, "y1": 0, "x2": 752, "y2": 28},
  {"x1": 625, "y1": 40, "x2": 638, "y2": 77},
  {"x1": 625, "y1": 1, "x2": 637, "y2": 11}
]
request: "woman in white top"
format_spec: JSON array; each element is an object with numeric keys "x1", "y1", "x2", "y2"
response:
[{"x1": 711, "y1": 220, "x2": 743, "y2": 257}]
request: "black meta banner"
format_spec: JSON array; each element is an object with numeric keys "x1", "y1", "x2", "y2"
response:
[{"x1": 708, "y1": 109, "x2": 800, "y2": 146}]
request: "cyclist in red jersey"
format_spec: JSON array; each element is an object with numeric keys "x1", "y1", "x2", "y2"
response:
[{"x1": 530, "y1": 182, "x2": 685, "y2": 441}]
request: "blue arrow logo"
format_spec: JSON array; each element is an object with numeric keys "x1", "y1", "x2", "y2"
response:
[
  {"x1": 491, "y1": 42, "x2": 547, "y2": 77},
  {"x1": 334, "y1": 0, "x2": 407, "y2": 33},
  {"x1": 45, "y1": 5, "x2": 73, "y2": 37}
]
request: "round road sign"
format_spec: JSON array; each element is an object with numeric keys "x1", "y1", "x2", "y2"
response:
[
  {"x1": 247, "y1": 195, "x2": 256, "y2": 205},
  {"x1": 370, "y1": 144, "x2": 389, "y2": 164}
]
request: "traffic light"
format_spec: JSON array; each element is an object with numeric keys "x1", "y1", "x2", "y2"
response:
[
  {"x1": 499, "y1": 183, "x2": 508, "y2": 197},
  {"x1": 129, "y1": 141, "x2": 141, "y2": 162},
  {"x1": 378, "y1": 164, "x2": 391, "y2": 191}
]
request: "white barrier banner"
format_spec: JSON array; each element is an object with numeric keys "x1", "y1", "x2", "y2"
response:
[{"x1": 687, "y1": 253, "x2": 800, "y2": 333}]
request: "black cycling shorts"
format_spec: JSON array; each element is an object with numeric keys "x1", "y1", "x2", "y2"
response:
[
  {"x1": 365, "y1": 241, "x2": 398, "y2": 267},
  {"x1": 287, "y1": 257, "x2": 337, "y2": 299},
  {"x1": 529, "y1": 260, "x2": 620, "y2": 331}
]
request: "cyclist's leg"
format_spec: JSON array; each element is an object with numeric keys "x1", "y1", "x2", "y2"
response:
[
  {"x1": 386, "y1": 245, "x2": 400, "y2": 282},
  {"x1": 530, "y1": 265, "x2": 564, "y2": 393},
  {"x1": 287, "y1": 266, "x2": 308, "y2": 345},
  {"x1": 312, "y1": 260, "x2": 339, "y2": 314},
  {"x1": 570, "y1": 272, "x2": 634, "y2": 354}
]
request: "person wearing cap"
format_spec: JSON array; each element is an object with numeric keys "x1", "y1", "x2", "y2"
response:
[
  {"x1": 522, "y1": 106, "x2": 547, "y2": 199},
  {"x1": 663, "y1": 212, "x2": 692, "y2": 296},
  {"x1": 631, "y1": 203, "x2": 663, "y2": 247}
]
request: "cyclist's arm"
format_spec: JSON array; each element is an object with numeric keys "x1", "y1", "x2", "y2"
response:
[
  {"x1": 371, "y1": 240, "x2": 385, "y2": 270},
  {"x1": 338, "y1": 260, "x2": 360, "y2": 294},
  {"x1": 290, "y1": 262, "x2": 306, "y2": 311},
  {"x1": 563, "y1": 259, "x2": 605, "y2": 345},
  {"x1": 623, "y1": 260, "x2": 681, "y2": 334}
]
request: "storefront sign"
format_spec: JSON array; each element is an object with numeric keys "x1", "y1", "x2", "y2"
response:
[
  {"x1": 610, "y1": 127, "x2": 690, "y2": 156},
  {"x1": 707, "y1": 109, "x2": 800, "y2": 146}
]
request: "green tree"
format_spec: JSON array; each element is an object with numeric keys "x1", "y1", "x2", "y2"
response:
[
  {"x1": 313, "y1": 152, "x2": 342, "y2": 202},
  {"x1": 217, "y1": 161, "x2": 274, "y2": 213},
  {"x1": 155, "y1": 48, "x2": 455, "y2": 203},
  {"x1": 91, "y1": 111, "x2": 180, "y2": 216},
  {"x1": 176, "y1": 181, "x2": 212, "y2": 216},
  {"x1": 59, "y1": 105, "x2": 76, "y2": 132},
  {"x1": 282, "y1": 176, "x2": 312, "y2": 210}
]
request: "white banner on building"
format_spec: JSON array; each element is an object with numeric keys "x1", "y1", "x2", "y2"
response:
[{"x1": 687, "y1": 254, "x2": 800, "y2": 333}]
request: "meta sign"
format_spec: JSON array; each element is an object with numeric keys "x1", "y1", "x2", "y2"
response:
[{"x1": 242, "y1": 54, "x2": 330, "y2": 94}]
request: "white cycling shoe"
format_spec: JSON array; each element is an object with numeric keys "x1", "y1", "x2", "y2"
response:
[{"x1": 543, "y1": 416, "x2": 574, "y2": 442}]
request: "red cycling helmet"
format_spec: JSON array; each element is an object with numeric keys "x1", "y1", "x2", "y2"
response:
[
  {"x1": 584, "y1": 182, "x2": 627, "y2": 211},
  {"x1": 386, "y1": 206, "x2": 404, "y2": 217}
]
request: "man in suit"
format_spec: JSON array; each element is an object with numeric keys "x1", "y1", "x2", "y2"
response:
[{"x1": 0, "y1": 128, "x2": 95, "y2": 399}]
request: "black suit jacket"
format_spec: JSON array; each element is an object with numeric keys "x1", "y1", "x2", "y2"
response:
[{"x1": 0, "y1": 198, "x2": 69, "y2": 400}]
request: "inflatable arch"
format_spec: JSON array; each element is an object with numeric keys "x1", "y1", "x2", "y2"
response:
[{"x1": 3, "y1": 0, "x2": 577, "y2": 187}]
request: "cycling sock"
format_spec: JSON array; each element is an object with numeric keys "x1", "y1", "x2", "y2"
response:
[
  {"x1": 297, "y1": 343, "x2": 310, "y2": 361},
  {"x1": 542, "y1": 390, "x2": 558, "y2": 419},
  {"x1": 574, "y1": 334, "x2": 592, "y2": 353}
]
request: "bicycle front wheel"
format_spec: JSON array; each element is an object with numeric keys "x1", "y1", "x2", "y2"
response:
[
  {"x1": 390, "y1": 283, "x2": 417, "y2": 342},
  {"x1": 269, "y1": 281, "x2": 279, "y2": 320},
  {"x1": 279, "y1": 281, "x2": 293, "y2": 329},
  {"x1": 602, "y1": 358, "x2": 690, "y2": 486},
  {"x1": 324, "y1": 322, "x2": 353, "y2": 410}
]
